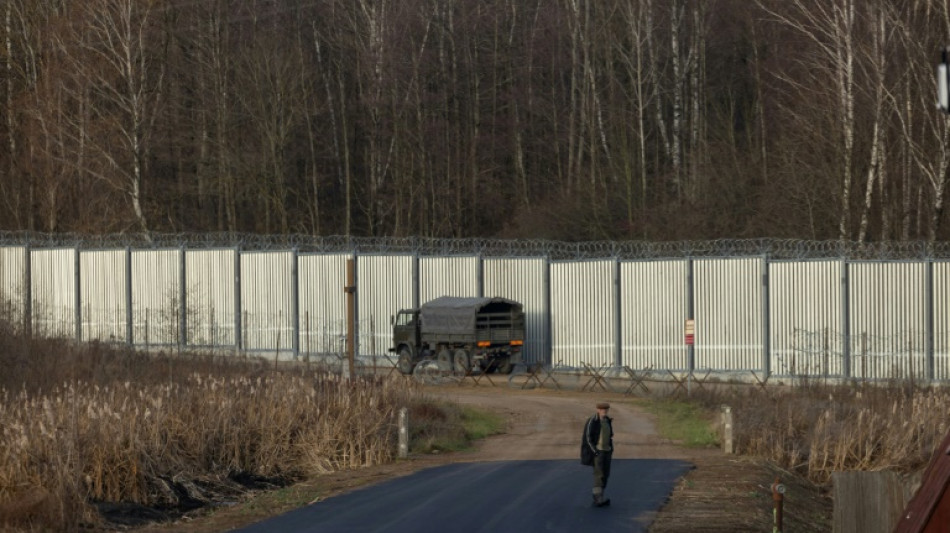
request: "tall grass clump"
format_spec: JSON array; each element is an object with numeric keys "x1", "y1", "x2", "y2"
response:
[
  {"x1": 0, "y1": 318, "x2": 424, "y2": 530},
  {"x1": 687, "y1": 379, "x2": 950, "y2": 485}
]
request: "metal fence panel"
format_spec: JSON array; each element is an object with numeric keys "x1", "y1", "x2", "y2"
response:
[
  {"x1": 620, "y1": 260, "x2": 689, "y2": 372},
  {"x1": 31, "y1": 248, "x2": 75, "y2": 338},
  {"x1": 185, "y1": 249, "x2": 236, "y2": 347},
  {"x1": 357, "y1": 254, "x2": 415, "y2": 361},
  {"x1": 483, "y1": 257, "x2": 548, "y2": 365},
  {"x1": 936, "y1": 262, "x2": 950, "y2": 380},
  {"x1": 769, "y1": 260, "x2": 843, "y2": 377},
  {"x1": 10, "y1": 236, "x2": 950, "y2": 383},
  {"x1": 131, "y1": 249, "x2": 181, "y2": 346},
  {"x1": 694, "y1": 258, "x2": 763, "y2": 371},
  {"x1": 79, "y1": 249, "x2": 127, "y2": 342},
  {"x1": 849, "y1": 262, "x2": 928, "y2": 381},
  {"x1": 0, "y1": 246, "x2": 26, "y2": 319},
  {"x1": 550, "y1": 260, "x2": 615, "y2": 368},
  {"x1": 299, "y1": 253, "x2": 348, "y2": 358},
  {"x1": 419, "y1": 256, "x2": 478, "y2": 303},
  {"x1": 240, "y1": 251, "x2": 293, "y2": 355}
]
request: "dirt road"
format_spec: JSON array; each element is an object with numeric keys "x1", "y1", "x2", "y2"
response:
[{"x1": 437, "y1": 388, "x2": 699, "y2": 461}]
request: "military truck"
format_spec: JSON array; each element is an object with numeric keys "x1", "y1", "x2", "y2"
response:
[{"x1": 390, "y1": 296, "x2": 526, "y2": 375}]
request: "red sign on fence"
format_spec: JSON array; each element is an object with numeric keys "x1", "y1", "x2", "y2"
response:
[{"x1": 685, "y1": 319, "x2": 695, "y2": 345}]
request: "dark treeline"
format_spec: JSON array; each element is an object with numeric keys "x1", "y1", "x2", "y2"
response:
[{"x1": 1, "y1": 0, "x2": 948, "y2": 242}]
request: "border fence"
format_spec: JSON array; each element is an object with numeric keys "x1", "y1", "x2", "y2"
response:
[{"x1": 0, "y1": 233, "x2": 948, "y2": 383}]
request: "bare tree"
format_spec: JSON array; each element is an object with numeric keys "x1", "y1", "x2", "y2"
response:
[
  {"x1": 51, "y1": 0, "x2": 165, "y2": 234},
  {"x1": 759, "y1": 0, "x2": 859, "y2": 241},
  {"x1": 855, "y1": 1, "x2": 889, "y2": 243},
  {"x1": 891, "y1": 0, "x2": 950, "y2": 242}
]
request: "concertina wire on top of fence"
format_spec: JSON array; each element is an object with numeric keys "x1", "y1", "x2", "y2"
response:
[{"x1": 0, "y1": 231, "x2": 949, "y2": 260}]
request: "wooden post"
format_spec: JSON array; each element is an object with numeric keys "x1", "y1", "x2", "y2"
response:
[
  {"x1": 398, "y1": 407, "x2": 409, "y2": 459},
  {"x1": 721, "y1": 405, "x2": 734, "y2": 454},
  {"x1": 345, "y1": 258, "x2": 356, "y2": 379},
  {"x1": 832, "y1": 471, "x2": 906, "y2": 533}
]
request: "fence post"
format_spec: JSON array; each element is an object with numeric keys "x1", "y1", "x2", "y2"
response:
[
  {"x1": 179, "y1": 245, "x2": 187, "y2": 350},
  {"x1": 411, "y1": 252, "x2": 419, "y2": 311},
  {"x1": 292, "y1": 247, "x2": 300, "y2": 360},
  {"x1": 345, "y1": 258, "x2": 356, "y2": 379},
  {"x1": 543, "y1": 255, "x2": 552, "y2": 367},
  {"x1": 398, "y1": 407, "x2": 409, "y2": 459},
  {"x1": 613, "y1": 258, "x2": 622, "y2": 369},
  {"x1": 925, "y1": 259, "x2": 934, "y2": 381},
  {"x1": 761, "y1": 255, "x2": 771, "y2": 378},
  {"x1": 686, "y1": 257, "x2": 695, "y2": 392},
  {"x1": 476, "y1": 252, "x2": 484, "y2": 298},
  {"x1": 721, "y1": 405, "x2": 734, "y2": 454},
  {"x1": 75, "y1": 245, "x2": 82, "y2": 342},
  {"x1": 234, "y1": 245, "x2": 242, "y2": 353},
  {"x1": 841, "y1": 259, "x2": 851, "y2": 379},
  {"x1": 126, "y1": 246, "x2": 133, "y2": 346},
  {"x1": 23, "y1": 243, "x2": 31, "y2": 337}
]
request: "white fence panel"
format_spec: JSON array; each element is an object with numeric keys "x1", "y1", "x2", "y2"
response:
[
  {"x1": 131, "y1": 249, "x2": 181, "y2": 346},
  {"x1": 769, "y1": 260, "x2": 843, "y2": 377},
  {"x1": 849, "y1": 262, "x2": 928, "y2": 380},
  {"x1": 357, "y1": 255, "x2": 415, "y2": 360},
  {"x1": 694, "y1": 258, "x2": 763, "y2": 371},
  {"x1": 10, "y1": 242, "x2": 950, "y2": 383},
  {"x1": 80, "y1": 250, "x2": 127, "y2": 342},
  {"x1": 185, "y1": 249, "x2": 236, "y2": 346},
  {"x1": 936, "y1": 262, "x2": 950, "y2": 380},
  {"x1": 620, "y1": 260, "x2": 688, "y2": 371},
  {"x1": 419, "y1": 256, "x2": 478, "y2": 303},
  {"x1": 484, "y1": 257, "x2": 547, "y2": 365},
  {"x1": 31, "y1": 248, "x2": 75, "y2": 338},
  {"x1": 0, "y1": 246, "x2": 26, "y2": 319},
  {"x1": 240, "y1": 251, "x2": 293, "y2": 355},
  {"x1": 550, "y1": 260, "x2": 615, "y2": 368},
  {"x1": 299, "y1": 253, "x2": 348, "y2": 357}
]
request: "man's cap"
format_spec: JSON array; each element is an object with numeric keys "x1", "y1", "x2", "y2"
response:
[{"x1": 596, "y1": 402, "x2": 610, "y2": 410}]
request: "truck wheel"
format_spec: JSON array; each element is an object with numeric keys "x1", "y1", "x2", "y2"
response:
[
  {"x1": 436, "y1": 349, "x2": 452, "y2": 371},
  {"x1": 453, "y1": 349, "x2": 471, "y2": 375},
  {"x1": 497, "y1": 356, "x2": 514, "y2": 374},
  {"x1": 396, "y1": 347, "x2": 415, "y2": 375}
]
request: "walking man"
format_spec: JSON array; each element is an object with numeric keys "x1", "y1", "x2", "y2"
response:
[{"x1": 583, "y1": 402, "x2": 614, "y2": 507}]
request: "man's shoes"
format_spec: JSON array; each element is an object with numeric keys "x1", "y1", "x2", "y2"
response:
[{"x1": 592, "y1": 494, "x2": 611, "y2": 507}]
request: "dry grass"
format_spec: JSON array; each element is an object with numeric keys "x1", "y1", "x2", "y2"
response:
[
  {"x1": 689, "y1": 377, "x2": 950, "y2": 485},
  {"x1": 0, "y1": 319, "x2": 430, "y2": 531}
]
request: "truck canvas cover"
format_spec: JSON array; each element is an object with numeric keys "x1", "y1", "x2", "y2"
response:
[{"x1": 419, "y1": 296, "x2": 522, "y2": 335}]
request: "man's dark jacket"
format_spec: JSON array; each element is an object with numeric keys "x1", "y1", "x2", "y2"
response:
[{"x1": 580, "y1": 414, "x2": 613, "y2": 466}]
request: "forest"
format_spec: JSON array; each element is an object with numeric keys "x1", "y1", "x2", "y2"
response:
[{"x1": 1, "y1": 0, "x2": 949, "y2": 242}]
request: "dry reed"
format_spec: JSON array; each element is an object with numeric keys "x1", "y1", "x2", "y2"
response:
[
  {"x1": 0, "y1": 323, "x2": 422, "y2": 530},
  {"x1": 694, "y1": 379, "x2": 950, "y2": 485}
]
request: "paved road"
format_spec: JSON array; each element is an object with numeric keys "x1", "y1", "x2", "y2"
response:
[{"x1": 235, "y1": 458, "x2": 692, "y2": 533}]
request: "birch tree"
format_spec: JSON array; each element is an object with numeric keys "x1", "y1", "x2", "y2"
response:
[
  {"x1": 759, "y1": 0, "x2": 858, "y2": 241},
  {"x1": 892, "y1": 0, "x2": 950, "y2": 241},
  {"x1": 617, "y1": 0, "x2": 653, "y2": 226},
  {"x1": 54, "y1": 0, "x2": 165, "y2": 233}
]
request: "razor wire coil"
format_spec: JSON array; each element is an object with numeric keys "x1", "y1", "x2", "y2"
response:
[{"x1": 2, "y1": 231, "x2": 950, "y2": 261}]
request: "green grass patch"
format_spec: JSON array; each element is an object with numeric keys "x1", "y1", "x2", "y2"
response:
[
  {"x1": 459, "y1": 405, "x2": 506, "y2": 441},
  {"x1": 409, "y1": 401, "x2": 505, "y2": 453},
  {"x1": 642, "y1": 399, "x2": 718, "y2": 448}
]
